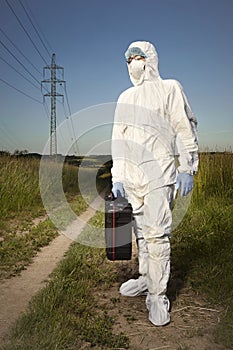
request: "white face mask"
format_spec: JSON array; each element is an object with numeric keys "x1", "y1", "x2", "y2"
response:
[{"x1": 129, "y1": 59, "x2": 145, "y2": 80}]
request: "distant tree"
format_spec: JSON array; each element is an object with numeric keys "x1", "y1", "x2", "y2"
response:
[
  {"x1": 0, "y1": 150, "x2": 10, "y2": 157},
  {"x1": 13, "y1": 149, "x2": 29, "y2": 156},
  {"x1": 13, "y1": 149, "x2": 21, "y2": 156}
]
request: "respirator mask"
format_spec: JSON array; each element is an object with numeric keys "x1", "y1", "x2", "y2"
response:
[{"x1": 129, "y1": 58, "x2": 146, "y2": 80}]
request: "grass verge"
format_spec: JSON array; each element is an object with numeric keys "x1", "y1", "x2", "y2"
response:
[
  {"x1": 0, "y1": 220, "x2": 57, "y2": 280},
  {"x1": 1, "y1": 212, "x2": 129, "y2": 350},
  {"x1": 0, "y1": 193, "x2": 91, "y2": 280},
  {"x1": 0, "y1": 155, "x2": 110, "y2": 280},
  {"x1": 171, "y1": 152, "x2": 233, "y2": 348},
  {"x1": 171, "y1": 200, "x2": 233, "y2": 348}
]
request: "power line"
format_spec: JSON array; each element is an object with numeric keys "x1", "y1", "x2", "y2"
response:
[
  {"x1": 0, "y1": 123, "x2": 24, "y2": 149},
  {"x1": 59, "y1": 84, "x2": 76, "y2": 151},
  {"x1": 0, "y1": 38, "x2": 50, "y2": 94},
  {"x1": 0, "y1": 128, "x2": 17, "y2": 149},
  {"x1": 0, "y1": 77, "x2": 42, "y2": 104},
  {"x1": 18, "y1": 0, "x2": 51, "y2": 59},
  {"x1": 0, "y1": 141, "x2": 9, "y2": 152},
  {"x1": 0, "y1": 27, "x2": 42, "y2": 76},
  {"x1": 0, "y1": 125, "x2": 30, "y2": 152},
  {"x1": 23, "y1": 0, "x2": 54, "y2": 54},
  {"x1": 0, "y1": 38, "x2": 42, "y2": 86},
  {"x1": 2, "y1": 1, "x2": 76, "y2": 155},
  {"x1": 0, "y1": 54, "x2": 40, "y2": 90},
  {"x1": 63, "y1": 83, "x2": 72, "y2": 116},
  {"x1": 4, "y1": 0, "x2": 48, "y2": 66},
  {"x1": 0, "y1": 131, "x2": 17, "y2": 150},
  {"x1": 61, "y1": 96, "x2": 76, "y2": 147},
  {"x1": 62, "y1": 83, "x2": 80, "y2": 154}
]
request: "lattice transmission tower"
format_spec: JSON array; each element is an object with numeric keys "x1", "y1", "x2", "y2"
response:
[{"x1": 42, "y1": 53, "x2": 65, "y2": 155}]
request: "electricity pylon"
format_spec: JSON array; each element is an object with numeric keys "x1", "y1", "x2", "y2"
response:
[{"x1": 42, "y1": 53, "x2": 65, "y2": 156}]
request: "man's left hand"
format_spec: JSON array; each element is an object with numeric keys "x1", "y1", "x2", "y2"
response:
[{"x1": 176, "y1": 173, "x2": 194, "y2": 197}]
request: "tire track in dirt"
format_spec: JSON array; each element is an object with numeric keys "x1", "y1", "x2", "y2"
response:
[
  {"x1": 0, "y1": 195, "x2": 103, "y2": 345},
  {"x1": 0, "y1": 195, "x2": 227, "y2": 349}
]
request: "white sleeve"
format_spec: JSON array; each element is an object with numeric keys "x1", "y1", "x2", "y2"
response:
[
  {"x1": 167, "y1": 81, "x2": 198, "y2": 175},
  {"x1": 111, "y1": 99, "x2": 126, "y2": 184},
  {"x1": 181, "y1": 85, "x2": 199, "y2": 174}
]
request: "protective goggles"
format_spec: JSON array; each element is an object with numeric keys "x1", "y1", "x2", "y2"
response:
[{"x1": 125, "y1": 47, "x2": 147, "y2": 64}]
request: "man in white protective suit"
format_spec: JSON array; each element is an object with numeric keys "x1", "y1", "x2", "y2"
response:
[{"x1": 111, "y1": 41, "x2": 198, "y2": 326}]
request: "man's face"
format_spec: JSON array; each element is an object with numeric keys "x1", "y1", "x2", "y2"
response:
[{"x1": 127, "y1": 55, "x2": 146, "y2": 65}]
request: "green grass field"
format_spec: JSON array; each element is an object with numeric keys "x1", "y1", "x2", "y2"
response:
[
  {"x1": 172, "y1": 152, "x2": 233, "y2": 347},
  {"x1": 0, "y1": 153, "x2": 232, "y2": 349},
  {"x1": 0, "y1": 155, "x2": 109, "y2": 279}
]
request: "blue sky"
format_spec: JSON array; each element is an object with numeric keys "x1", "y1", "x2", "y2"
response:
[{"x1": 0, "y1": 0, "x2": 232, "y2": 154}]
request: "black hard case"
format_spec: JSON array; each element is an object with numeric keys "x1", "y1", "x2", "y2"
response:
[{"x1": 105, "y1": 194, "x2": 133, "y2": 261}]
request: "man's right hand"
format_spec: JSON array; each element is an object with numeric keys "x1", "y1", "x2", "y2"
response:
[{"x1": 112, "y1": 182, "x2": 125, "y2": 198}]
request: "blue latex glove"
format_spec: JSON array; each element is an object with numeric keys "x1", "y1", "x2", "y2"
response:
[
  {"x1": 176, "y1": 173, "x2": 194, "y2": 197},
  {"x1": 112, "y1": 182, "x2": 125, "y2": 198}
]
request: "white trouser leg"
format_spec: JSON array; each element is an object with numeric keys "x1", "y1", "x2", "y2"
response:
[
  {"x1": 142, "y1": 186, "x2": 173, "y2": 326},
  {"x1": 133, "y1": 214, "x2": 148, "y2": 276},
  {"x1": 143, "y1": 186, "x2": 173, "y2": 295},
  {"x1": 119, "y1": 185, "x2": 173, "y2": 312},
  {"x1": 119, "y1": 188, "x2": 148, "y2": 296},
  {"x1": 146, "y1": 237, "x2": 170, "y2": 295}
]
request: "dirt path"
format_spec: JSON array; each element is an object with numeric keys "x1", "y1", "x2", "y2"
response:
[
  {"x1": 0, "y1": 196, "x2": 227, "y2": 350},
  {"x1": 0, "y1": 195, "x2": 102, "y2": 345},
  {"x1": 96, "y1": 240, "x2": 226, "y2": 350}
]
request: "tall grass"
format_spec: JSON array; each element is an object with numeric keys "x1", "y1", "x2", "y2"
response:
[
  {"x1": 1, "y1": 153, "x2": 232, "y2": 348},
  {"x1": 0, "y1": 155, "x2": 109, "y2": 279},
  {"x1": 193, "y1": 152, "x2": 233, "y2": 200},
  {"x1": 0, "y1": 156, "x2": 108, "y2": 221},
  {"x1": 1, "y1": 213, "x2": 129, "y2": 350},
  {"x1": 172, "y1": 152, "x2": 233, "y2": 347},
  {"x1": 0, "y1": 156, "x2": 42, "y2": 220}
]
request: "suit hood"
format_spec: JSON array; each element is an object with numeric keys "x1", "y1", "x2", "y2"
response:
[{"x1": 125, "y1": 41, "x2": 160, "y2": 86}]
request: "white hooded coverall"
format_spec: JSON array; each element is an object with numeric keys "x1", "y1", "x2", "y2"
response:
[{"x1": 111, "y1": 41, "x2": 198, "y2": 326}]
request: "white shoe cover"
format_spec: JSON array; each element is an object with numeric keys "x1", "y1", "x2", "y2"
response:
[
  {"x1": 146, "y1": 294, "x2": 170, "y2": 326},
  {"x1": 119, "y1": 276, "x2": 148, "y2": 296}
]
